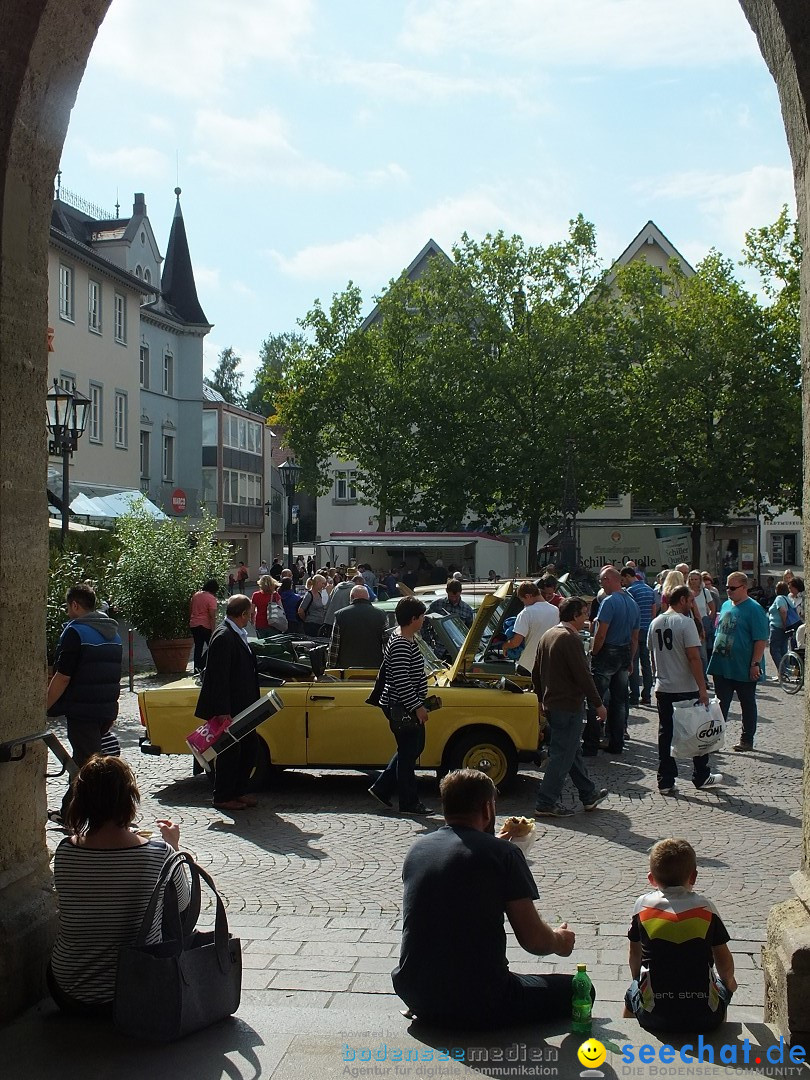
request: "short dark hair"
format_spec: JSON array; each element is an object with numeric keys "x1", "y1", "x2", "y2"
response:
[
  {"x1": 559, "y1": 597, "x2": 586, "y2": 623},
  {"x1": 65, "y1": 754, "x2": 139, "y2": 835},
  {"x1": 203, "y1": 579, "x2": 219, "y2": 595},
  {"x1": 776, "y1": 582, "x2": 790, "y2": 596},
  {"x1": 66, "y1": 582, "x2": 96, "y2": 611},
  {"x1": 791, "y1": 578, "x2": 805, "y2": 593},
  {"x1": 446, "y1": 580, "x2": 462, "y2": 596},
  {"x1": 538, "y1": 575, "x2": 558, "y2": 590},
  {"x1": 649, "y1": 838, "x2": 697, "y2": 888},
  {"x1": 226, "y1": 594, "x2": 251, "y2": 619},
  {"x1": 620, "y1": 566, "x2": 636, "y2": 580},
  {"x1": 440, "y1": 768, "x2": 497, "y2": 816},
  {"x1": 395, "y1": 595, "x2": 426, "y2": 627},
  {"x1": 668, "y1": 585, "x2": 691, "y2": 608}
]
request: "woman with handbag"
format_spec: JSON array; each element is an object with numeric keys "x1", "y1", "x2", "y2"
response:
[
  {"x1": 368, "y1": 596, "x2": 433, "y2": 816},
  {"x1": 297, "y1": 574, "x2": 329, "y2": 636},
  {"x1": 251, "y1": 575, "x2": 287, "y2": 638},
  {"x1": 189, "y1": 578, "x2": 219, "y2": 674},
  {"x1": 48, "y1": 755, "x2": 189, "y2": 1014}
]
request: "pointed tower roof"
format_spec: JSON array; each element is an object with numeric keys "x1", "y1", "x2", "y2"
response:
[{"x1": 160, "y1": 188, "x2": 210, "y2": 326}]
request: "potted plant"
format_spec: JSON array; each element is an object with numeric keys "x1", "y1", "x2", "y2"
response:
[
  {"x1": 112, "y1": 504, "x2": 230, "y2": 674},
  {"x1": 47, "y1": 538, "x2": 117, "y2": 669}
]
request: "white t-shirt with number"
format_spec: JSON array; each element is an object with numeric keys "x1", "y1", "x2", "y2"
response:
[{"x1": 647, "y1": 610, "x2": 701, "y2": 693}]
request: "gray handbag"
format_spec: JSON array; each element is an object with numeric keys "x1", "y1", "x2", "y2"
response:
[{"x1": 114, "y1": 851, "x2": 242, "y2": 1042}]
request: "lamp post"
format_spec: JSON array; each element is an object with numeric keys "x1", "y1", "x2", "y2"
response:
[
  {"x1": 277, "y1": 457, "x2": 302, "y2": 573},
  {"x1": 46, "y1": 379, "x2": 90, "y2": 549}
]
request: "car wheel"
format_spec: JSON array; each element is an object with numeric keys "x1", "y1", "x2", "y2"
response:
[{"x1": 442, "y1": 728, "x2": 518, "y2": 792}]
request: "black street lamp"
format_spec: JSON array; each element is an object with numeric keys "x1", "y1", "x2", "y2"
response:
[
  {"x1": 46, "y1": 379, "x2": 90, "y2": 549},
  {"x1": 277, "y1": 457, "x2": 302, "y2": 573}
]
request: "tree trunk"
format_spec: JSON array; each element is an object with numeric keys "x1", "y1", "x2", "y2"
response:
[
  {"x1": 376, "y1": 509, "x2": 387, "y2": 532},
  {"x1": 528, "y1": 515, "x2": 539, "y2": 575},
  {"x1": 690, "y1": 520, "x2": 702, "y2": 569}
]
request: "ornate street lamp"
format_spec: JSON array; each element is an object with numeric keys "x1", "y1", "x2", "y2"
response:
[
  {"x1": 46, "y1": 379, "x2": 90, "y2": 549},
  {"x1": 277, "y1": 457, "x2": 302, "y2": 573}
]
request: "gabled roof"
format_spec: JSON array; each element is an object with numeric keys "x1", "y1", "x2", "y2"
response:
[
  {"x1": 604, "y1": 220, "x2": 695, "y2": 287},
  {"x1": 50, "y1": 200, "x2": 159, "y2": 296},
  {"x1": 360, "y1": 238, "x2": 452, "y2": 331},
  {"x1": 159, "y1": 188, "x2": 210, "y2": 327}
]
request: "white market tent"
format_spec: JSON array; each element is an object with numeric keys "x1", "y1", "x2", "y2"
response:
[{"x1": 69, "y1": 490, "x2": 167, "y2": 521}]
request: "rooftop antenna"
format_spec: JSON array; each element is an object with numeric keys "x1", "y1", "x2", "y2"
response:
[
  {"x1": 55, "y1": 169, "x2": 62, "y2": 199},
  {"x1": 176, "y1": 149, "x2": 180, "y2": 188},
  {"x1": 115, "y1": 187, "x2": 120, "y2": 217}
]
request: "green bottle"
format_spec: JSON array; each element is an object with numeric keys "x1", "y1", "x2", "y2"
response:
[{"x1": 571, "y1": 963, "x2": 593, "y2": 1033}]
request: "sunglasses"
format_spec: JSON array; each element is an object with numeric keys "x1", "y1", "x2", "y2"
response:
[{"x1": 726, "y1": 584, "x2": 742, "y2": 591}]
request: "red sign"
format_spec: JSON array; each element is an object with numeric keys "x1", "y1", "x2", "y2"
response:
[{"x1": 171, "y1": 488, "x2": 187, "y2": 514}]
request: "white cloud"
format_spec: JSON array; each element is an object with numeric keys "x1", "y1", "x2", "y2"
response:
[
  {"x1": 232, "y1": 281, "x2": 257, "y2": 299},
  {"x1": 267, "y1": 183, "x2": 571, "y2": 286},
  {"x1": 400, "y1": 0, "x2": 759, "y2": 69},
  {"x1": 189, "y1": 108, "x2": 347, "y2": 188},
  {"x1": 328, "y1": 59, "x2": 535, "y2": 108},
  {"x1": 92, "y1": 0, "x2": 314, "y2": 100},
  {"x1": 638, "y1": 165, "x2": 795, "y2": 251},
  {"x1": 365, "y1": 163, "x2": 410, "y2": 186},
  {"x1": 195, "y1": 265, "x2": 221, "y2": 291},
  {"x1": 85, "y1": 146, "x2": 168, "y2": 179}
]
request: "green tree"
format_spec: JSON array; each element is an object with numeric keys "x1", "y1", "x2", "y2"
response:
[
  {"x1": 205, "y1": 346, "x2": 244, "y2": 406},
  {"x1": 613, "y1": 250, "x2": 801, "y2": 564},
  {"x1": 244, "y1": 331, "x2": 305, "y2": 416}
]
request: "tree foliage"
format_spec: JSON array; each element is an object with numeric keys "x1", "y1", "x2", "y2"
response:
[
  {"x1": 205, "y1": 346, "x2": 244, "y2": 406},
  {"x1": 244, "y1": 332, "x2": 305, "y2": 416}
]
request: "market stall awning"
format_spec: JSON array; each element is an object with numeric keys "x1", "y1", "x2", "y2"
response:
[
  {"x1": 48, "y1": 518, "x2": 105, "y2": 533},
  {"x1": 70, "y1": 490, "x2": 167, "y2": 520}
]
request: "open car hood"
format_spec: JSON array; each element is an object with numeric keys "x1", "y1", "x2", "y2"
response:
[{"x1": 445, "y1": 580, "x2": 514, "y2": 683}]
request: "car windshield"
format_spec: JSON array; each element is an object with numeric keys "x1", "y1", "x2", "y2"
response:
[{"x1": 414, "y1": 633, "x2": 445, "y2": 676}]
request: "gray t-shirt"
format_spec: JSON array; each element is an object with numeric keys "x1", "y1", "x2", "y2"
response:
[{"x1": 647, "y1": 610, "x2": 701, "y2": 693}]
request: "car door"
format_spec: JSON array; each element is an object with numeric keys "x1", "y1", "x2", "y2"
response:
[{"x1": 304, "y1": 682, "x2": 396, "y2": 766}]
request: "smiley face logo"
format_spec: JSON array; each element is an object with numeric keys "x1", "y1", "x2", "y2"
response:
[{"x1": 577, "y1": 1038, "x2": 607, "y2": 1070}]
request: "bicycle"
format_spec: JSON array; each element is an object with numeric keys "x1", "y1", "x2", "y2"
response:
[{"x1": 778, "y1": 627, "x2": 804, "y2": 695}]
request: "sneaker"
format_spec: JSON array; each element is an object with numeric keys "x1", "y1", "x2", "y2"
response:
[
  {"x1": 659, "y1": 785, "x2": 678, "y2": 795},
  {"x1": 534, "y1": 804, "x2": 575, "y2": 818},
  {"x1": 368, "y1": 785, "x2": 392, "y2": 809},
  {"x1": 400, "y1": 803, "x2": 433, "y2": 816},
  {"x1": 583, "y1": 788, "x2": 609, "y2": 812},
  {"x1": 640, "y1": 696, "x2": 652, "y2": 706},
  {"x1": 733, "y1": 742, "x2": 754, "y2": 753},
  {"x1": 696, "y1": 773, "x2": 723, "y2": 789}
]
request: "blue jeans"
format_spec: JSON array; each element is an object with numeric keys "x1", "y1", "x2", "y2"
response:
[
  {"x1": 629, "y1": 634, "x2": 652, "y2": 703},
  {"x1": 655, "y1": 690, "x2": 710, "y2": 789},
  {"x1": 535, "y1": 706, "x2": 598, "y2": 810},
  {"x1": 769, "y1": 626, "x2": 788, "y2": 669},
  {"x1": 373, "y1": 710, "x2": 426, "y2": 810},
  {"x1": 590, "y1": 644, "x2": 631, "y2": 751},
  {"x1": 713, "y1": 673, "x2": 758, "y2": 746}
]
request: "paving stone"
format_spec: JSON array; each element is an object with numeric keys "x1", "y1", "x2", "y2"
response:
[
  {"x1": 352, "y1": 956, "x2": 397, "y2": 974},
  {"x1": 244, "y1": 939, "x2": 303, "y2": 955},
  {"x1": 350, "y1": 974, "x2": 395, "y2": 994},
  {"x1": 271, "y1": 971, "x2": 355, "y2": 992},
  {"x1": 299, "y1": 940, "x2": 397, "y2": 958},
  {"x1": 272, "y1": 954, "x2": 357, "y2": 972}
]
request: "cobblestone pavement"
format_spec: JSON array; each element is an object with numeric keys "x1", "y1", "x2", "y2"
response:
[{"x1": 44, "y1": 676, "x2": 804, "y2": 1023}]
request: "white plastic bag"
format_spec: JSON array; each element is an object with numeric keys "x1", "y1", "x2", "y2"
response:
[{"x1": 672, "y1": 698, "x2": 725, "y2": 758}]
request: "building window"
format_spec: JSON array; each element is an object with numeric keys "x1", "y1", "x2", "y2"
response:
[
  {"x1": 114, "y1": 293, "x2": 126, "y2": 343},
  {"x1": 335, "y1": 469, "x2": 357, "y2": 502},
  {"x1": 201, "y1": 467, "x2": 217, "y2": 509},
  {"x1": 163, "y1": 351, "x2": 174, "y2": 395},
  {"x1": 603, "y1": 490, "x2": 622, "y2": 507},
  {"x1": 59, "y1": 264, "x2": 74, "y2": 321},
  {"x1": 89, "y1": 383, "x2": 102, "y2": 443},
  {"x1": 162, "y1": 435, "x2": 174, "y2": 482},
  {"x1": 139, "y1": 344, "x2": 149, "y2": 389},
  {"x1": 135, "y1": 265, "x2": 143, "y2": 279},
  {"x1": 88, "y1": 280, "x2": 101, "y2": 333},
  {"x1": 222, "y1": 469, "x2": 263, "y2": 506},
  {"x1": 202, "y1": 409, "x2": 217, "y2": 446},
  {"x1": 114, "y1": 392, "x2": 127, "y2": 448},
  {"x1": 140, "y1": 431, "x2": 150, "y2": 478},
  {"x1": 58, "y1": 372, "x2": 76, "y2": 394},
  {"x1": 771, "y1": 532, "x2": 799, "y2": 567},
  {"x1": 144, "y1": 268, "x2": 151, "y2": 284}
]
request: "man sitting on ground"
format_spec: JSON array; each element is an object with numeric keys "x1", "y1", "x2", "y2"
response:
[{"x1": 393, "y1": 769, "x2": 586, "y2": 1027}]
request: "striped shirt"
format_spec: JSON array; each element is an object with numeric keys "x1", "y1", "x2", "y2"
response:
[
  {"x1": 51, "y1": 837, "x2": 190, "y2": 1004},
  {"x1": 379, "y1": 631, "x2": 427, "y2": 714}
]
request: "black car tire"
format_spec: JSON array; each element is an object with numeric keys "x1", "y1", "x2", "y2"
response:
[{"x1": 440, "y1": 727, "x2": 519, "y2": 792}]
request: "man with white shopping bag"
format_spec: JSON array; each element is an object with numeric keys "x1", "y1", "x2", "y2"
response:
[{"x1": 648, "y1": 585, "x2": 722, "y2": 794}]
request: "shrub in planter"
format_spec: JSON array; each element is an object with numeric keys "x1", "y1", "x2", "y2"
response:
[{"x1": 112, "y1": 505, "x2": 230, "y2": 673}]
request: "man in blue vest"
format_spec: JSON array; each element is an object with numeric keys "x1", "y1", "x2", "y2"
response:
[{"x1": 46, "y1": 582, "x2": 122, "y2": 820}]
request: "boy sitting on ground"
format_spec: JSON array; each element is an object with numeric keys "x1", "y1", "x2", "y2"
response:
[{"x1": 624, "y1": 838, "x2": 736, "y2": 1033}]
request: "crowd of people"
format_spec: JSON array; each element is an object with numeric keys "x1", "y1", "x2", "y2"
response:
[{"x1": 41, "y1": 554, "x2": 799, "y2": 1039}]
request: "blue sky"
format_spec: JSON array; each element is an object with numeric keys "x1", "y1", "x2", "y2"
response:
[{"x1": 58, "y1": 0, "x2": 794, "y2": 384}]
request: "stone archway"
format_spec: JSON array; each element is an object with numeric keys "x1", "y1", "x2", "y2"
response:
[{"x1": 1, "y1": 0, "x2": 810, "y2": 1033}]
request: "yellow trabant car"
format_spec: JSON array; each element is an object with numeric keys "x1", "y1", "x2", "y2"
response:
[{"x1": 137, "y1": 583, "x2": 541, "y2": 791}]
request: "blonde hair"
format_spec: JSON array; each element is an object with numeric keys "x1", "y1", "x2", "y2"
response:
[
  {"x1": 258, "y1": 575, "x2": 279, "y2": 592},
  {"x1": 662, "y1": 570, "x2": 685, "y2": 596}
]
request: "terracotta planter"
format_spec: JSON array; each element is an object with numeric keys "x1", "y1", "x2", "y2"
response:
[{"x1": 147, "y1": 637, "x2": 193, "y2": 675}]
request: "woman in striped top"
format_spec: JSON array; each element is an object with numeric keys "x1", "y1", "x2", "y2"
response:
[
  {"x1": 49, "y1": 755, "x2": 190, "y2": 1012},
  {"x1": 368, "y1": 596, "x2": 432, "y2": 815}
]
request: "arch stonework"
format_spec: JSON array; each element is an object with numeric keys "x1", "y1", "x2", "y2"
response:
[{"x1": 0, "y1": 0, "x2": 809, "y2": 1033}]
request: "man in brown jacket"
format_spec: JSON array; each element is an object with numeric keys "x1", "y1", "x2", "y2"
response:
[{"x1": 531, "y1": 597, "x2": 609, "y2": 818}]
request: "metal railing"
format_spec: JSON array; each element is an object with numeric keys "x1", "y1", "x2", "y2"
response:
[{"x1": 0, "y1": 729, "x2": 77, "y2": 779}]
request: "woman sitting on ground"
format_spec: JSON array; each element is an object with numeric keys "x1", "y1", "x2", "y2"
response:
[{"x1": 49, "y1": 755, "x2": 189, "y2": 1013}]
